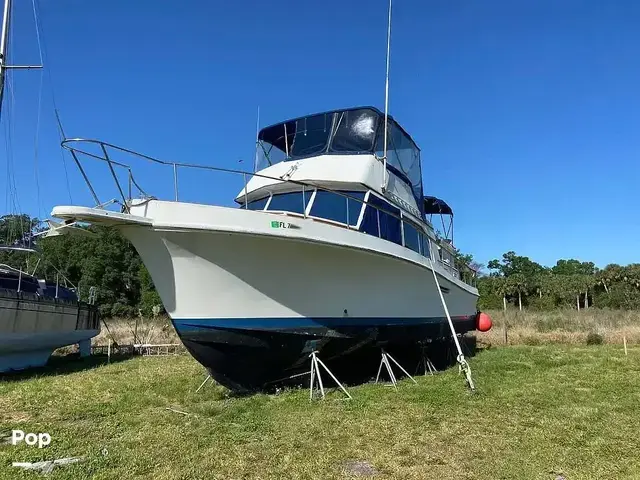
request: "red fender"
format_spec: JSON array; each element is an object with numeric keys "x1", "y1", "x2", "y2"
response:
[{"x1": 476, "y1": 312, "x2": 493, "y2": 332}]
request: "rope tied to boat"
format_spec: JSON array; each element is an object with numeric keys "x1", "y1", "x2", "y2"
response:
[
  {"x1": 429, "y1": 258, "x2": 476, "y2": 392},
  {"x1": 456, "y1": 354, "x2": 475, "y2": 391}
]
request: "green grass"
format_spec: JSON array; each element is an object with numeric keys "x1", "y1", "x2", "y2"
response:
[{"x1": 2, "y1": 345, "x2": 640, "y2": 479}]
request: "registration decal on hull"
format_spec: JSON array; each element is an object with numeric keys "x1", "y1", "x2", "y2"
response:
[{"x1": 270, "y1": 221, "x2": 300, "y2": 229}]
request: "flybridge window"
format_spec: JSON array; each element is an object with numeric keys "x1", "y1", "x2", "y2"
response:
[
  {"x1": 256, "y1": 109, "x2": 379, "y2": 171},
  {"x1": 375, "y1": 122, "x2": 422, "y2": 209},
  {"x1": 330, "y1": 110, "x2": 378, "y2": 153},
  {"x1": 256, "y1": 108, "x2": 423, "y2": 215},
  {"x1": 257, "y1": 112, "x2": 335, "y2": 169},
  {"x1": 290, "y1": 114, "x2": 335, "y2": 157}
]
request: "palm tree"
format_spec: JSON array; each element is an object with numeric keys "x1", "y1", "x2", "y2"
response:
[
  {"x1": 582, "y1": 275, "x2": 596, "y2": 309},
  {"x1": 566, "y1": 274, "x2": 593, "y2": 311},
  {"x1": 600, "y1": 264, "x2": 624, "y2": 294},
  {"x1": 509, "y1": 274, "x2": 528, "y2": 311},
  {"x1": 495, "y1": 277, "x2": 510, "y2": 311},
  {"x1": 624, "y1": 264, "x2": 640, "y2": 290},
  {"x1": 595, "y1": 269, "x2": 609, "y2": 294}
]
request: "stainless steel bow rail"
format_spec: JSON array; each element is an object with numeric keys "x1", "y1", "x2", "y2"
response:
[{"x1": 61, "y1": 138, "x2": 478, "y2": 287}]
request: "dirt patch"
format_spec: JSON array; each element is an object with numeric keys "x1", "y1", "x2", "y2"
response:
[{"x1": 342, "y1": 460, "x2": 378, "y2": 477}]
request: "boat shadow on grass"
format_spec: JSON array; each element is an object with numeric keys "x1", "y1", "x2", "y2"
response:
[{"x1": 0, "y1": 352, "x2": 134, "y2": 383}]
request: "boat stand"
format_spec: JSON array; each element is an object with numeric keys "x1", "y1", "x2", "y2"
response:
[
  {"x1": 375, "y1": 350, "x2": 418, "y2": 389},
  {"x1": 195, "y1": 374, "x2": 214, "y2": 393},
  {"x1": 417, "y1": 351, "x2": 437, "y2": 376},
  {"x1": 309, "y1": 351, "x2": 352, "y2": 400}
]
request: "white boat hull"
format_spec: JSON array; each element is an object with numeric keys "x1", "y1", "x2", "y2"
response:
[
  {"x1": 124, "y1": 226, "x2": 477, "y2": 321},
  {"x1": 0, "y1": 292, "x2": 100, "y2": 372},
  {"x1": 53, "y1": 201, "x2": 480, "y2": 391}
]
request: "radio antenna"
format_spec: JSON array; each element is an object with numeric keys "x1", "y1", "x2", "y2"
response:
[
  {"x1": 381, "y1": 0, "x2": 392, "y2": 191},
  {"x1": 253, "y1": 105, "x2": 260, "y2": 172}
]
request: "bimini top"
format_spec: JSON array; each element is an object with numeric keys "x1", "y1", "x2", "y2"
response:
[
  {"x1": 423, "y1": 196, "x2": 453, "y2": 216},
  {"x1": 256, "y1": 106, "x2": 424, "y2": 212}
]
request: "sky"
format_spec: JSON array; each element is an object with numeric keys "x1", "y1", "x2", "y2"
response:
[{"x1": 1, "y1": 0, "x2": 639, "y2": 269}]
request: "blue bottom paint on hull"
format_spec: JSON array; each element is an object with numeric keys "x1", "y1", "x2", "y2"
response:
[{"x1": 172, "y1": 315, "x2": 478, "y2": 393}]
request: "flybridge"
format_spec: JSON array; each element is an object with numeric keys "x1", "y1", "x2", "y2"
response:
[{"x1": 256, "y1": 106, "x2": 424, "y2": 212}]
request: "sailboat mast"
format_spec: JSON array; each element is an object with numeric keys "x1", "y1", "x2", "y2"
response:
[
  {"x1": 0, "y1": 0, "x2": 11, "y2": 118},
  {"x1": 0, "y1": 0, "x2": 42, "y2": 122}
]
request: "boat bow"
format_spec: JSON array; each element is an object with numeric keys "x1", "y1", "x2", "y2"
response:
[{"x1": 51, "y1": 206, "x2": 153, "y2": 227}]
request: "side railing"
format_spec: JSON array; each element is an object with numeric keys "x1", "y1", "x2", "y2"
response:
[{"x1": 61, "y1": 138, "x2": 478, "y2": 288}]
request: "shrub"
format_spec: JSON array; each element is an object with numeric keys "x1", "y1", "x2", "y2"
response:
[
  {"x1": 593, "y1": 287, "x2": 640, "y2": 310},
  {"x1": 586, "y1": 332, "x2": 604, "y2": 345},
  {"x1": 521, "y1": 335, "x2": 542, "y2": 346},
  {"x1": 107, "y1": 301, "x2": 135, "y2": 318},
  {"x1": 528, "y1": 296, "x2": 556, "y2": 311}
]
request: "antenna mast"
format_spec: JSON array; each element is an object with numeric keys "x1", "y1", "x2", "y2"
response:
[
  {"x1": 253, "y1": 105, "x2": 260, "y2": 172},
  {"x1": 381, "y1": 0, "x2": 392, "y2": 191}
]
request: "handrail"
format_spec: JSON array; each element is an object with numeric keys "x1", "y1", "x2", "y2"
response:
[
  {"x1": 61, "y1": 138, "x2": 477, "y2": 288},
  {"x1": 60, "y1": 138, "x2": 424, "y2": 230},
  {"x1": 0, "y1": 263, "x2": 27, "y2": 275}
]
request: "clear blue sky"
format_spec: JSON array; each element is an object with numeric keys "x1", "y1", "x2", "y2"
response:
[{"x1": 2, "y1": 0, "x2": 639, "y2": 269}]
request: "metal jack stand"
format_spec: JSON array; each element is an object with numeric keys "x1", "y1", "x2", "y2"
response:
[
  {"x1": 309, "y1": 351, "x2": 352, "y2": 400},
  {"x1": 375, "y1": 350, "x2": 418, "y2": 389},
  {"x1": 417, "y1": 347, "x2": 437, "y2": 376},
  {"x1": 195, "y1": 374, "x2": 214, "y2": 393}
]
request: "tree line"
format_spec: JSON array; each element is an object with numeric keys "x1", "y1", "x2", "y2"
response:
[
  {"x1": 1, "y1": 214, "x2": 638, "y2": 316},
  {"x1": 477, "y1": 251, "x2": 640, "y2": 311},
  {"x1": 0, "y1": 214, "x2": 161, "y2": 317}
]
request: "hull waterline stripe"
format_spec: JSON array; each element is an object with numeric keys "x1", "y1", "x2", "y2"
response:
[{"x1": 172, "y1": 316, "x2": 474, "y2": 332}]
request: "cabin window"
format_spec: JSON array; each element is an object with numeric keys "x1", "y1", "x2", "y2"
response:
[
  {"x1": 441, "y1": 248, "x2": 454, "y2": 267},
  {"x1": 421, "y1": 235, "x2": 431, "y2": 258},
  {"x1": 379, "y1": 211, "x2": 402, "y2": 245},
  {"x1": 245, "y1": 197, "x2": 269, "y2": 211},
  {"x1": 266, "y1": 191, "x2": 312, "y2": 214},
  {"x1": 433, "y1": 242, "x2": 442, "y2": 261},
  {"x1": 0, "y1": 271, "x2": 39, "y2": 293},
  {"x1": 309, "y1": 191, "x2": 365, "y2": 226},
  {"x1": 403, "y1": 222, "x2": 421, "y2": 253},
  {"x1": 360, "y1": 194, "x2": 402, "y2": 245}
]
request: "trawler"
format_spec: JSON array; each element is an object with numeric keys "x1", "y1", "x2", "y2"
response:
[{"x1": 52, "y1": 106, "x2": 489, "y2": 392}]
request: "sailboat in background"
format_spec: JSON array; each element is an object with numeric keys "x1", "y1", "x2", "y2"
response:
[{"x1": 0, "y1": 0, "x2": 100, "y2": 373}]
